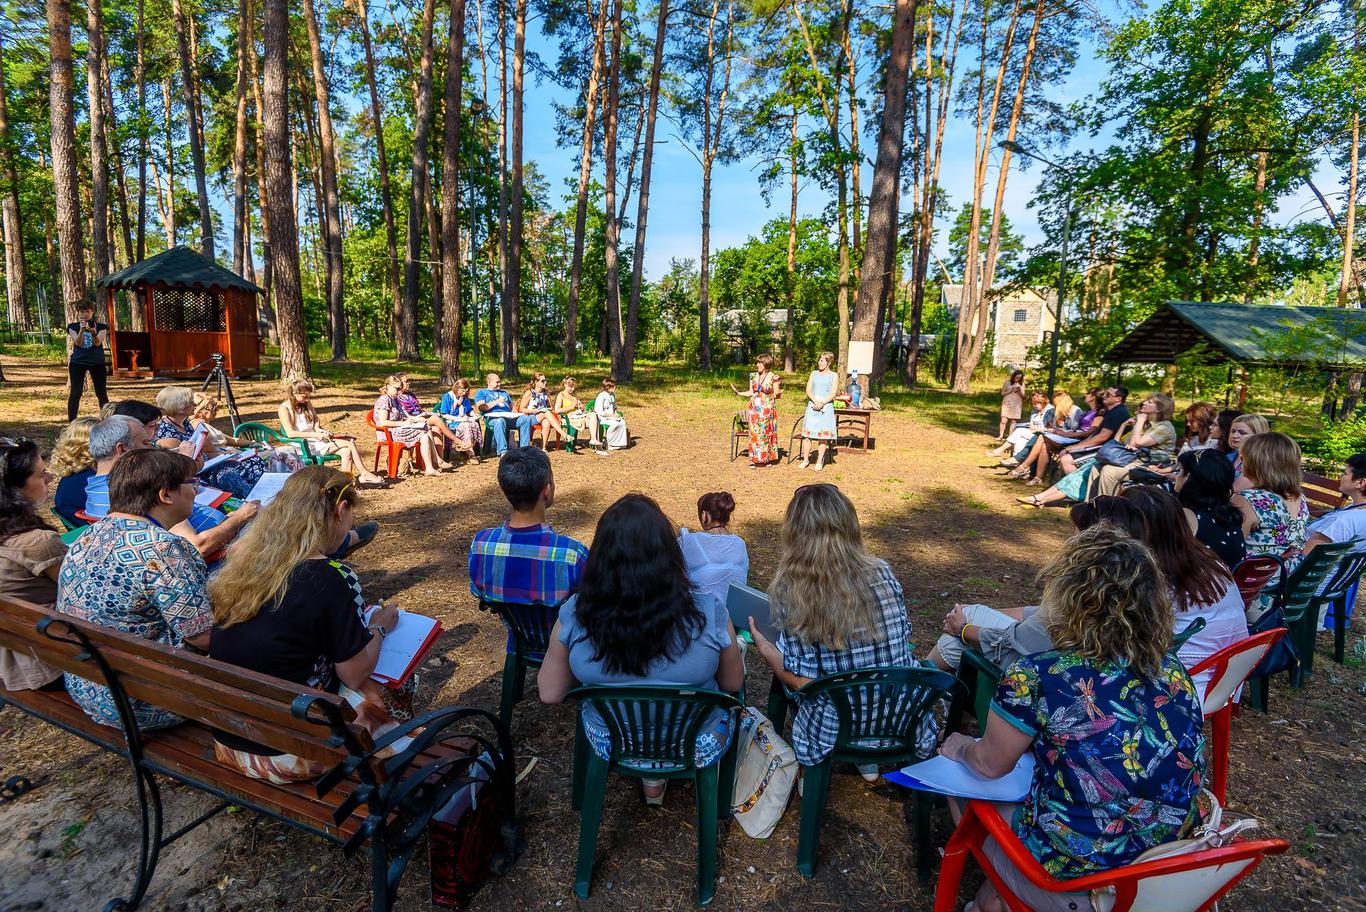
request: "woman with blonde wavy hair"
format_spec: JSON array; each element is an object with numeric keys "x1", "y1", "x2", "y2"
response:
[
  {"x1": 939, "y1": 525, "x2": 1207, "y2": 912},
  {"x1": 207, "y1": 466, "x2": 401, "y2": 782},
  {"x1": 747, "y1": 483, "x2": 912, "y2": 779},
  {"x1": 51, "y1": 417, "x2": 99, "y2": 527},
  {"x1": 277, "y1": 379, "x2": 384, "y2": 485}
]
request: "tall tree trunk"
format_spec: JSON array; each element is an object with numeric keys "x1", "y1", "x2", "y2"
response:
[
  {"x1": 505, "y1": 0, "x2": 526, "y2": 375},
  {"x1": 400, "y1": 0, "x2": 437, "y2": 361},
  {"x1": 302, "y1": 0, "x2": 347, "y2": 360},
  {"x1": 0, "y1": 36, "x2": 26, "y2": 328},
  {"x1": 952, "y1": 0, "x2": 1020, "y2": 392},
  {"x1": 354, "y1": 0, "x2": 404, "y2": 342},
  {"x1": 86, "y1": 0, "x2": 111, "y2": 278},
  {"x1": 263, "y1": 0, "x2": 310, "y2": 379},
  {"x1": 621, "y1": 0, "x2": 669, "y2": 381},
  {"x1": 784, "y1": 107, "x2": 798, "y2": 372},
  {"x1": 1340, "y1": 110, "x2": 1360, "y2": 308},
  {"x1": 47, "y1": 0, "x2": 87, "y2": 315},
  {"x1": 101, "y1": 48, "x2": 135, "y2": 269},
  {"x1": 172, "y1": 0, "x2": 214, "y2": 258},
  {"x1": 564, "y1": 0, "x2": 608, "y2": 365},
  {"x1": 496, "y1": 0, "x2": 510, "y2": 367},
  {"x1": 232, "y1": 0, "x2": 253, "y2": 276},
  {"x1": 852, "y1": 0, "x2": 915, "y2": 387},
  {"x1": 907, "y1": 0, "x2": 964, "y2": 384},
  {"x1": 698, "y1": 0, "x2": 734, "y2": 372},
  {"x1": 427, "y1": 176, "x2": 444, "y2": 352},
  {"x1": 602, "y1": 0, "x2": 624, "y2": 371},
  {"x1": 439, "y1": 0, "x2": 468, "y2": 383},
  {"x1": 134, "y1": 0, "x2": 148, "y2": 262},
  {"x1": 843, "y1": 21, "x2": 862, "y2": 263},
  {"x1": 158, "y1": 78, "x2": 177, "y2": 244},
  {"x1": 250, "y1": 39, "x2": 278, "y2": 343}
]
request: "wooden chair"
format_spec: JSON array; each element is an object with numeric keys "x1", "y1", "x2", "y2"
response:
[
  {"x1": 1186, "y1": 627, "x2": 1287, "y2": 804},
  {"x1": 934, "y1": 799, "x2": 1288, "y2": 912},
  {"x1": 729, "y1": 414, "x2": 749, "y2": 461},
  {"x1": 1301, "y1": 471, "x2": 1345, "y2": 517},
  {"x1": 0, "y1": 595, "x2": 519, "y2": 911},
  {"x1": 569, "y1": 686, "x2": 741, "y2": 906},
  {"x1": 366, "y1": 409, "x2": 424, "y2": 477}
]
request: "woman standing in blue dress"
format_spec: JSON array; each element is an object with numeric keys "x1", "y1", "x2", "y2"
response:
[{"x1": 798, "y1": 351, "x2": 839, "y2": 471}]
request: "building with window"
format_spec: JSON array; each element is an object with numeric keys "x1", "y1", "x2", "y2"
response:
[{"x1": 941, "y1": 284, "x2": 1057, "y2": 368}]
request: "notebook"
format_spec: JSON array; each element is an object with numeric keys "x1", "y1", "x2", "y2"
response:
[
  {"x1": 726, "y1": 582, "x2": 777, "y2": 643},
  {"x1": 194, "y1": 486, "x2": 231, "y2": 510},
  {"x1": 197, "y1": 452, "x2": 237, "y2": 474},
  {"x1": 885, "y1": 753, "x2": 1035, "y2": 802},
  {"x1": 363, "y1": 606, "x2": 444, "y2": 688}
]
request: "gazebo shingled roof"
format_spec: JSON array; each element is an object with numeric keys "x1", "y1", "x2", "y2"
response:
[
  {"x1": 1103, "y1": 301, "x2": 1366, "y2": 368},
  {"x1": 95, "y1": 246, "x2": 263, "y2": 295}
]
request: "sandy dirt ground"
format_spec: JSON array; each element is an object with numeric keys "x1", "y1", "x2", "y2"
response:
[{"x1": 0, "y1": 360, "x2": 1361, "y2": 912}]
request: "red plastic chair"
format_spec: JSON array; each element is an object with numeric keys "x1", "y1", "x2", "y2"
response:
[
  {"x1": 1232, "y1": 555, "x2": 1282, "y2": 613},
  {"x1": 934, "y1": 800, "x2": 1288, "y2": 912},
  {"x1": 366, "y1": 409, "x2": 424, "y2": 477},
  {"x1": 1186, "y1": 627, "x2": 1287, "y2": 804}
]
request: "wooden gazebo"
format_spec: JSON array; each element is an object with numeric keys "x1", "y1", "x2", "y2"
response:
[{"x1": 95, "y1": 246, "x2": 262, "y2": 378}]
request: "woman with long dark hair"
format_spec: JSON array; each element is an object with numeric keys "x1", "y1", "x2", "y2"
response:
[
  {"x1": 0, "y1": 439, "x2": 64, "y2": 690},
  {"x1": 1121, "y1": 486, "x2": 1247, "y2": 689},
  {"x1": 539, "y1": 494, "x2": 744, "y2": 804},
  {"x1": 1174, "y1": 448, "x2": 1245, "y2": 569}
]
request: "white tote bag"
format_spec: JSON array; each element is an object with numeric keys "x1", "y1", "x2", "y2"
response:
[{"x1": 730, "y1": 707, "x2": 798, "y2": 839}]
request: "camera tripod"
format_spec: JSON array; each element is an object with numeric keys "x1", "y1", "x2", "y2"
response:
[{"x1": 191, "y1": 353, "x2": 241, "y2": 429}]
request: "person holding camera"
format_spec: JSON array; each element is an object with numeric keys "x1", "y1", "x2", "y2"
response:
[{"x1": 66, "y1": 299, "x2": 109, "y2": 421}]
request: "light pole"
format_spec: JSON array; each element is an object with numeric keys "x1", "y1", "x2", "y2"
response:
[{"x1": 1000, "y1": 139, "x2": 1073, "y2": 399}]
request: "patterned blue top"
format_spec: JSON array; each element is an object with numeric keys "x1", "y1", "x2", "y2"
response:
[
  {"x1": 776, "y1": 560, "x2": 913, "y2": 765},
  {"x1": 57, "y1": 517, "x2": 212, "y2": 730},
  {"x1": 992, "y1": 651, "x2": 1206, "y2": 879}
]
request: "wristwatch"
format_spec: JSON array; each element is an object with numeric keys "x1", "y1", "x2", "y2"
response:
[{"x1": 367, "y1": 622, "x2": 389, "y2": 639}]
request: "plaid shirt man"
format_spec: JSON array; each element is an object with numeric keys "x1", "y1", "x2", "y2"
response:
[
  {"x1": 468, "y1": 522, "x2": 588, "y2": 606},
  {"x1": 776, "y1": 560, "x2": 913, "y2": 766}
]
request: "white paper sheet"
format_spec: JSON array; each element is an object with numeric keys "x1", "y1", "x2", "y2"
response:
[
  {"x1": 886, "y1": 753, "x2": 1035, "y2": 802},
  {"x1": 194, "y1": 486, "x2": 229, "y2": 508},
  {"x1": 243, "y1": 472, "x2": 292, "y2": 506},
  {"x1": 197, "y1": 452, "x2": 237, "y2": 474}
]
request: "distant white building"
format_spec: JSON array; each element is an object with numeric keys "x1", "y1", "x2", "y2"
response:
[{"x1": 942, "y1": 284, "x2": 1056, "y2": 368}]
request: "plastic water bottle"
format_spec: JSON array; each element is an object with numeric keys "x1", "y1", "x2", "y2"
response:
[{"x1": 848, "y1": 371, "x2": 862, "y2": 407}]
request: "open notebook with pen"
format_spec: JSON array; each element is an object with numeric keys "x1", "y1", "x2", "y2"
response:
[{"x1": 361, "y1": 606, "x2": 444, "y2": 688}]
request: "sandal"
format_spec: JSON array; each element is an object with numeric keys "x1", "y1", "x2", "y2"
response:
[{"x1": 1017, "y1": 494, "x2": 1044, "y2": 508}]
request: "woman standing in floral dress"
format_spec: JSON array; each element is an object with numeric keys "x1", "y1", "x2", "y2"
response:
[{"x1": 732, "y1": 354, "x2": 781, "y2": 468}]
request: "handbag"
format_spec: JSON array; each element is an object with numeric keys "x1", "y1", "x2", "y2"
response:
[
  {"x1": 1095, "y1": 440, "x2": 1144, "y2": 467},
  {"x1": 1247, "y1": 606, "x2": 1298, "y2": 679},
  {"x1": 730, "y1": 707, "x2": 798, "y2": 839}
]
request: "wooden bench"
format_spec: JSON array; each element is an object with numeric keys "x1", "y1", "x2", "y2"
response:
[
  {"x1": 1302, "y1": 471, "x2": 1345, "y2": 518},
  {"x1": 0, "y1": 596, "x2": 520, "y2": 911}
]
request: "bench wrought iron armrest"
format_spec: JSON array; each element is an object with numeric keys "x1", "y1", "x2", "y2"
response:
[{"x1": 301, "y1": 701, "x2": 519, "y2": 865}]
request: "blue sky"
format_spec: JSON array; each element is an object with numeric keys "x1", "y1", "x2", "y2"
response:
[{"x1": 508, "y1": 4, "x2": 1342, "y2": 284}]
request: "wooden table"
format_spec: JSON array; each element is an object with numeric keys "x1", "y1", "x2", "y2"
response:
[{"x1": 835, "y1": 407, "x2": 874, "y2": 453}]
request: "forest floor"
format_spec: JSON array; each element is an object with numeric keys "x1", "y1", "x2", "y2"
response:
[{"x1": 0, "y1": 354, "x2": 1362, "y2": 912}]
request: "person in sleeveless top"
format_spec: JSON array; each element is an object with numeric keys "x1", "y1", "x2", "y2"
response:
[
  {"x1": 278, "y1": 379, "x2": 384, "y2": 485},
  {"x1": 798, "y1": 352, "x2": 840, "y2": 471}
]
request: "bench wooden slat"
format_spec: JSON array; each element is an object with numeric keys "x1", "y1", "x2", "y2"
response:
[
  {"x1": 0, "y1": 686, "x2": 363, "y2": 840},
  {"x1": 1302, "y1": 471, "x2": 1344, "y2": 517},
  {"x1": 0, "y1": 599, "x2": 371, "y2": 764}
]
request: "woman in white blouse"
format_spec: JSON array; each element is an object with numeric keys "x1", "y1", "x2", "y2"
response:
[
  {"x1": 678, "y1": 492, "x2": 749, "y2": 608},
  {"x1": 593, "y1": 379, "x2": 630, "y2": 450}
]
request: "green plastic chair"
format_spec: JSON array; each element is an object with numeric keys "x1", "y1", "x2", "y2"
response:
[
  {"x1": 1321, "y1": 542, "x2": 1366, "y2": 665},
  {"x1": 1278, "y1": 541, "x2": 1359, "y2": 686},
  {"x1": 478, "y1": 599, "x2": 560, "y2": 726},
  {"x1": 791, "y1": 666, "x2": 961, "y2": 883},
  {"x1": 569, "y1": 685, "x2": 741, "y2": 906},
  {"x1": 233, "y1": 421, "x2": 340, "y2": 466}
]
